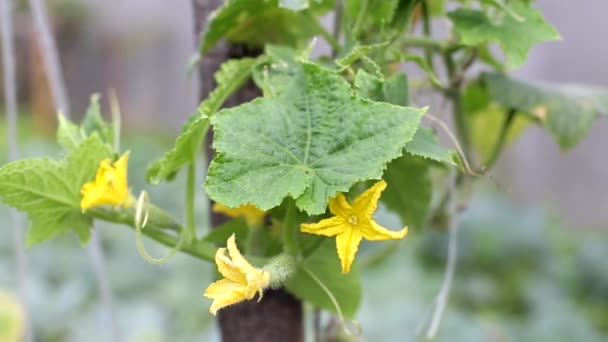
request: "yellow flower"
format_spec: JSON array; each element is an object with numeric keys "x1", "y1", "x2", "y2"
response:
[
  {"x1": 212, "y1": 203, "x2": 266, "y2": 227},
  {"x1": 0, "y1": 290, "x2": 25, "y2": 342},
  {"x1": 204, "y1": 234, "x2": 270, "y2": 315},
  {"x1": 80, "y1": 152, "x2": 133, "y2": 211},
  {"x1": 301, "y1": 180, "x2": 408, "y2": 273}
]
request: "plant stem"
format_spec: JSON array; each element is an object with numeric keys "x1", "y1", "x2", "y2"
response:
[
  {"x1": 88, "y1": 207, "x2": 216, "y2": 262},
  {"x1": 282, "y1": 198, "x2": 299, "y2": 257},
  {"x1": 185, "y1": 162, "x2": 196, "y2": 243},
  {"x1": 444, "y1": 52, "x2": 471, "y2": 157},
  {"x1": 246, "y1": 225, "x2": 264, "y2": 256},
  {"x1": 401, "y1": 36, "x2": 447, "y2": 51},
  {"x1": 332, "y1": 0, "x2": 343, "y2": 58},
  {"x1": 351, "y1": 0, "x2": 369, "y2": 39},
  {"x1": 426, "y1": 170, "x2": 459, "y2": 339},
  {"x1": 420, "y1": 0, "x2": 434, "y2": 70},
  {"x1": 484, "y1": 109, "x2": 516, "y2": 169},
  {"x1": 306, "y1": 11, "x2": 340, "y2": 53}
]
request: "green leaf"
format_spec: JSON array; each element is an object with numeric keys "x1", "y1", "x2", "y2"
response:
[
  {"x1": 483, "y1": 72, "x2": 608, "y2": 149},
  {"x1": 56, "y1": 113, "x2": 85, "y2": 150},
  {"x1": 205, "y1": 62, "x2": 425, "y2": 214},
  {"x1": 203, "y1": 219, "x2": 249, "y2": 247},
  {"x1": 344, "y1": 0, "x2": 417, "y2": 43},
  {"x1": 470, "y1": 105, "x2": 531, "y2": 161},
  {"x1": 381, "y1": 155, "x2": 432, "y2": 230},
  {"x1": 199, "y1": 0, "x2": 331, "y2": 54},
  {"x1": 394, "y1": 54, "x2": 442, "y2": 88},
  {"x1": 146, "y1": 116, "x2": 210, "y2": 184},
  {"x1": 0, "y1": 136, "x2": 112, "y2": 245},
  {"x1": 448, "y1": 3, "x2": 559, "y2": 68},
  {"x1": 404, "y1": 127, "x2": 456, "y2": 166},
  {"x1": 147, "y1": 58, "x2": 256, "y2": 184},
  {"x1": 199, "y1": 58, "x2": 258, "y2": 116},
  {"x1": 336, "y1": 43, "x2": 388, "y2": 75},
  {"x1": 81, "y1": 94, "x2": 114, "y2": 146},
  {"x1": 285, "y1": 240, "x2": 361, "y2": 317},
  {"x1": 354, "y1": 69, "x2": 409, "y2": 106}
]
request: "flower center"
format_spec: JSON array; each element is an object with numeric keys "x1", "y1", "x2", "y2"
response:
[{"x1": 347, "y1": 215, "x2": 359, "y2": 226}]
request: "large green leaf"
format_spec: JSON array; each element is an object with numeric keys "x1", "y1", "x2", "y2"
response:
[
  {"x1": 199, "y1": 0, "x2": 331, "y2": 54},
  {"x1": 354, "y1": 72, "x2": 453, "y2": 166},
  {"x1": 146, "y1": 58, "x2": 256, "y2": 184},
  {"x1": 483, "y1": 73, "x2": 608, "y2": 149},
  {"x1": 205, "y1": 62, "x2": 425, "y2": 214},
  {"x1": 381, "y1": 155, "x2": 432, "y2": 230},
  {"x1": 0, "y1": 136, "x2": 112, "y2": 245},
  {"x1": 285, "y1": 240, "x2": 361, "y2": 317},
  {"x1": 448, "y1": 2, "x2": 559, "y2": 68}
]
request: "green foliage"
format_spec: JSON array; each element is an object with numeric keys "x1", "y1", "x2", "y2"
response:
[
  {"x1": 205, "y1": 62, "x2": 425, "y2": 214},
  {"x1": 57, "y1": 113, "x2": 85, "y2": 150},
  {"x1": 381, "y1": 155, "x2": 432, "y2": 230},
  {"x1": 404, "y1": 127, "x2": 456, "y2": 166},
  {"x1": 146, "y1": 58, "x2": 257, "y2": 184},
  {"x1": 0, "y1": 136, "x2": 111, "y2": 245},
  {"x1": 354, "y1": 69, "x2": 409, "y2": 106},
  {"x1": 203, "y1": 219, "x2": 249, "y2": 247},
  {"x1": 344, "y1": 0, "x2": 417, "y2": 43},
  {"x1": 449, "y1": 2, "x2": 559, "y2": 68},
  {"x1": 146, "y1": 116, "x2": 209, "y2": 184},
  {"x1": 199, "y1": 0, "x2": 332, "y2": 54},
  {"x1": 81, "y1": 94, "x2": 114, "y2": 146},
  {"x1": 285, "y1": 240, "x2": 361, "y2": 317},
  {"x1": 336, "y1": 43, "x2": 387, "y2": 76},
  {"x1": 483, "y1": 72, "x2": 608, "y2": 149},
  {"x1": 57, "y1": 94, "x2": 114, "y2": 151}
]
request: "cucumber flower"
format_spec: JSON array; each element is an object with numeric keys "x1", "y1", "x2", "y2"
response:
[
  {"x1": 80, "y1": 152, "x2": 134, "y2": 211},
  {"x1": 212, "y1": 203, "x2": 266, "y2": 227},
  {"x1": 301, "y1": 180, "x2": 408, "y2": 273},
  {"x1": 204, "y1": 234, "x2": 271, "y2": 315}
]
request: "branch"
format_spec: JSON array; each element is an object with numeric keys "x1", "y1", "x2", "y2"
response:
[
  {"x1": 88, "y1": 207, "x2": 217, "y2": 262},
  {"x1": 1, "y1": 0, "x2": 33, "y2": 340},
  {"x1": 426, "y1": 169, "x2": 459, "y2": 339}
]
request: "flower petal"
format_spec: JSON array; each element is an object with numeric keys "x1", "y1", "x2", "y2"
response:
[
  {"x1": 361, "y1": 221, "x2": 408, "y2": 241},
  {"x1": 113, "y1": 152, "x2": 130, "y2": 200},
  {"x1": 335, "y1": 228, "x2": 362, "y2": 273},
  {"x1": 213, "y1": 203, "x2": 266, "y2": 227},
  {"x1": 80, "y1": 152, "x2": 132, "y2": 210},
  {"x1": 226, "y1": 234, "x2": 258, "y2": 274},
  {"x1": 300, "y1": 216, "x2": 348, "y2": 237},
  {"x1": 352, "y1": 180, "x2": 387, "y2": 218},
  {"x1": 215, "y1": 247, "x2": 246, "y2": 282},
  {"x1": 328, "y1": 193, "x2": 352, "y2": 217},
  {"x1": 204, "y1": 278, "x2": 249, "y2": 315}
]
